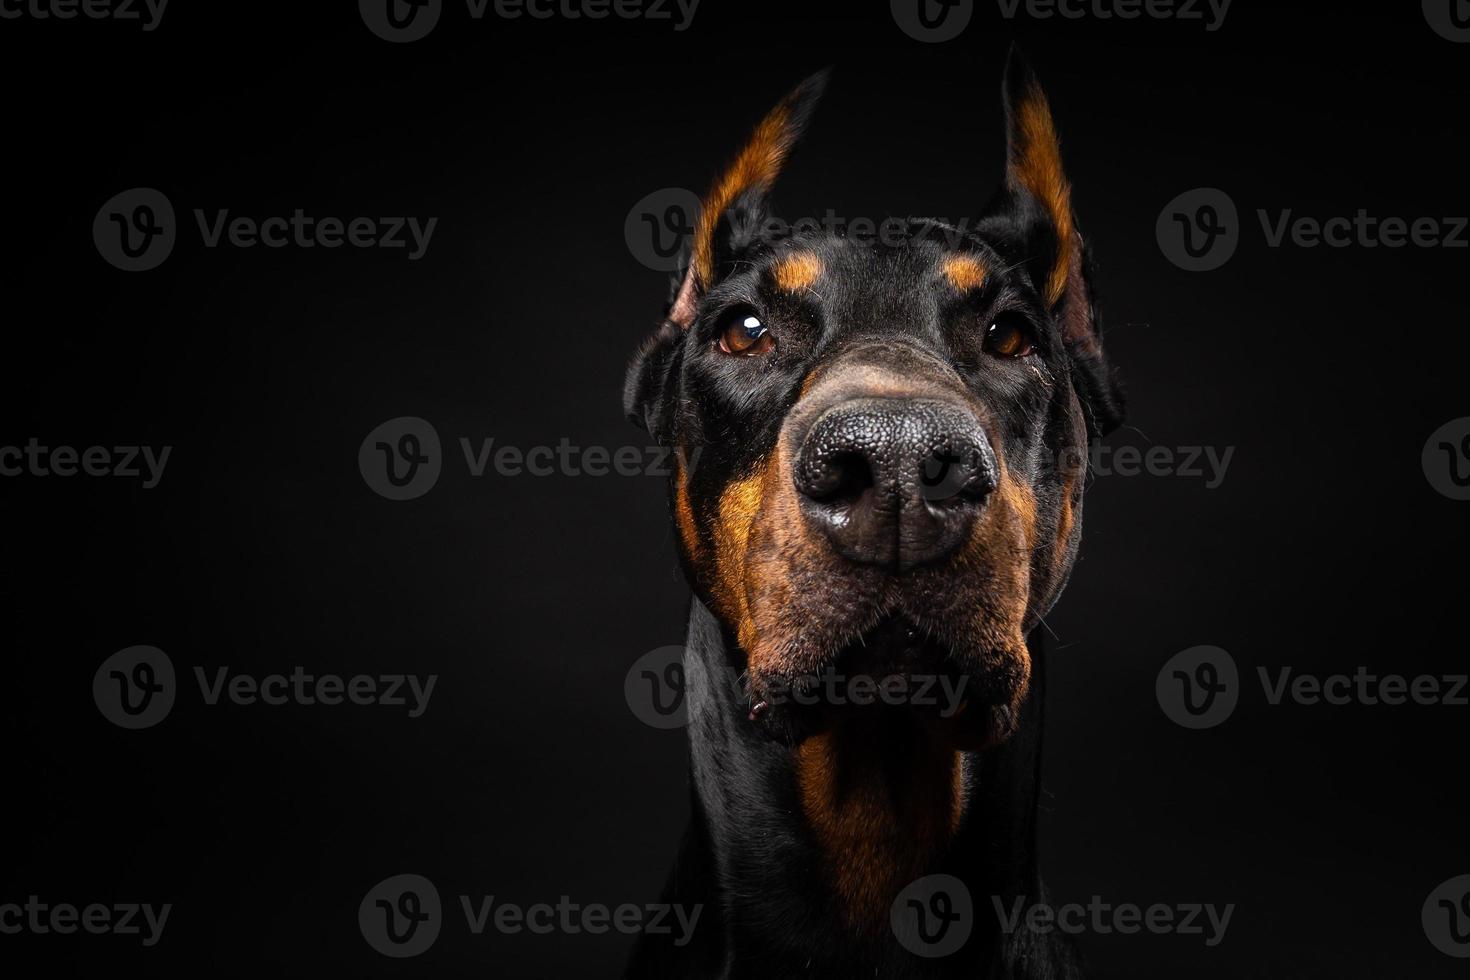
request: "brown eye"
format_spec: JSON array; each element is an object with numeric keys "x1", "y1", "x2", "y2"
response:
[
  {"x1": 983, "y1": 316, "x2": 1035, "y2": 358},
  {"x1": 717, "y1": 310, "x2": 774, "y2": 356}
]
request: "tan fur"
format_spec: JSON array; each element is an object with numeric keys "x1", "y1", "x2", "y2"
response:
[
  {"x1": 772, "y1": 251, "x2": 823, "y2": 293},
  {"x1": 795, "y1": 732, "x2": 964, "y2": 934},
  {"x1": 941, "y1": 254, "x2": 988, "y2": 292},
  {"x1": 674, "y1": 454, "x2": 701, "y2": 562},
  {"x1": 1010, "y1": 82, "x2": 1075, "y2": 308},
  {"x1": 693, "y1": 99, "x2": 802, "y2": 288}
]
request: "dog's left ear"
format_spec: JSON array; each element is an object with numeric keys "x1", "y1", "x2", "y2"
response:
[
  {"x1": 986, "y1": 47, "x2": 1125, "y2": 436},
  {"x1": 624, "y1": 71, "x2": 829, "y2": 437}
]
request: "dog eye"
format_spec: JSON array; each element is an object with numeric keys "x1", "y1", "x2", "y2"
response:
[
  {"x1": 717, "y1": 310, "x2": 774, "y2": 356},
  {"x1": 983, "y1": 315, "x2": 1035, "y2": 358}
]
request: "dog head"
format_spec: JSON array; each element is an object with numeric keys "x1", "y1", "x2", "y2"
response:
[{"x1": 625, "y1": 51, "x2": 1123, "y2": 749}]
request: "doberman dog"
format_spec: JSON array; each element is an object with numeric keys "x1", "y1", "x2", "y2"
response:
[{"x1": 622, "y1": 49, "x2": 1124, "y2": 978}]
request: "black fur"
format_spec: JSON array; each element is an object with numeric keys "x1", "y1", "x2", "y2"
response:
[{"x1": 622, "y1": 49, "x2": 1121, "y2": 978}]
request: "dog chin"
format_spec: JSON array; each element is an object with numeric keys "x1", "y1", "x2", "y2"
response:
[{"x1": 744, "y1": 615, "x2": 1028, "y2": 750}]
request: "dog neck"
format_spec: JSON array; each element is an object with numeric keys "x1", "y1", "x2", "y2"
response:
[{"x1": 667, "y1": 598, "x2": 1049, "y2": 974}]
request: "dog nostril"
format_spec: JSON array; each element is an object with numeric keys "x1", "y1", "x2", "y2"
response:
[
  {"x1": 799, "y1": 450, "x2": 875, "y2": 505},
  {"x1": 919, "y1": 448, "x2": 993, "y2": 505}
]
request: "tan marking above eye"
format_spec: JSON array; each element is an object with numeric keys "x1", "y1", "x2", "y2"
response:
[
  {"x1": 772, "y1": 252, "x2": 822, "y2": 293},
  {"x1": 941, "y1": 255, "x2": 988, "y2": 292}
]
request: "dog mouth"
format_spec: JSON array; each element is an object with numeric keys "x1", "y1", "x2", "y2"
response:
[{"x1": 745, "y1": 615, "x2": 1021, "y2": 749}]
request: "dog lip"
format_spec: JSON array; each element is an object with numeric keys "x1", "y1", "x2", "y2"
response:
[{"x1": 836, "y1": 615, "x2": 945, "y2": 674}]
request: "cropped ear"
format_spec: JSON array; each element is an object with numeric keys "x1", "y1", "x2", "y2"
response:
[
  {"x1": 986, "y1": 47, "x2": 1124, "y2": 436},
  {"x1": 623, "y1": 315, "x2": 681, "y2": 437},
  {"x1": 670, "y1": 69, "x2": 829, "y2": 329},
  {"x1": 625, "y1": 70, "x2": 829, "y2": 436}
]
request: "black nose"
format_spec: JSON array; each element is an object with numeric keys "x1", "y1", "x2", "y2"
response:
[{"x1": 793, "y1": 398, "x2": 997, "y2": 571}]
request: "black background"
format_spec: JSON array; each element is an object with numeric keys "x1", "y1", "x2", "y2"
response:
[{"x1": 2, "y1": 1, "x2": 1467, "y2": 976}]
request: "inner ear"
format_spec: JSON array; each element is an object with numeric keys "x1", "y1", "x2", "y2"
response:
[
  {"x1": 1000, "y1": 51, "x2": 1076, "y2": 312},
  {"x1": 669, "y1": 263, "x2": 699, "y2": 331},
  {"x1": 669, "y1": 70, "x2": 828, "y2": 331},
  {"x1": 989, "y1": 48, "x2": 1126, "y2": 438}
]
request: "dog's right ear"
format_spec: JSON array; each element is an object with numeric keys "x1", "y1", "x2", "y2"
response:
[
  {"x1": 624, "y1": 71, "x2": 829, "y2": 436},
  {"x1": 984, "y1": 47, "x2": 1125, "y2": 437}
]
